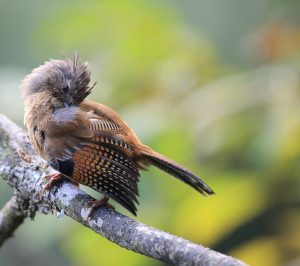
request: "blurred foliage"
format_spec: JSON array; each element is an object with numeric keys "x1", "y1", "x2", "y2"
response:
[
  {"x1": 33, "y1": 0, "x2": 219, "y2": 108},
  {"x1": 0, "y1": 1, "x2": 300, "y2": 266}
]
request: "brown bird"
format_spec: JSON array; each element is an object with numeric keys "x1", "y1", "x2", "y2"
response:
[{"x1": 21, "y1": 55, "x2": 214, "y2": 217}]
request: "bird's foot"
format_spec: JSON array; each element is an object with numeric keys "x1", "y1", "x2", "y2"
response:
[
  {"x1": 17, "y1": 148, "x2": 32, "y2": 163},
  {"x1": 86, "y1": 195, "x2": 115, "y2": 224},
  {"x1": 41, "y1": 161, "x2": 49, "y2": 169},
  {"x1": 43, "y1": 173, "x2": 63, "y2": 191},
  {"x1": 43, "y1": 173, "x2": 79, "y2": 191}
]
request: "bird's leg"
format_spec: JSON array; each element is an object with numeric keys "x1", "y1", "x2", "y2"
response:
[
  {"x1": 86, "y1": 195, "x2": 115, "y2": 223},
  {"x1": 43, "y1": 172, "x2": 79, "y2": 191}
]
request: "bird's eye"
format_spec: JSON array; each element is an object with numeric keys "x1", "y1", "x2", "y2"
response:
[{"x1": 61, "y1": 85, "x2": 69, "y2": 94}]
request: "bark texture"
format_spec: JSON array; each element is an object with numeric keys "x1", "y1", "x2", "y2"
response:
[{"x1": 0, "y1": 196, "x2": 26, "y2": 247}]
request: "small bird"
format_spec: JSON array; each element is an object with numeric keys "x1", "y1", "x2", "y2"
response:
[{"x1": 21, "y1": 54, "x2": 214, "y2": 217}]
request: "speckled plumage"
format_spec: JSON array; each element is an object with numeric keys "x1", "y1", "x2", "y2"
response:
[{"x1": 21, "y1": 55, "x2": 214, "y2": 215}]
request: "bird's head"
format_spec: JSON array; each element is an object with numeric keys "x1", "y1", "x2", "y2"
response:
[{"x1": 21, "y1": 53, "x2": 95, "y2": 108}]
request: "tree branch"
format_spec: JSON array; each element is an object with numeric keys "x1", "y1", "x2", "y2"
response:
[
  {"x1": 0, "y1": 195, "x2": 26, "y2": 247},
  {"x1": 0, "y1": 114, "x2": 246, "y2": 266}
]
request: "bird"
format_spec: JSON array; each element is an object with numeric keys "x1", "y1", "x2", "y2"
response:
[{"x1": 21, "y1": 54, "x2": 214, "y2": 218}]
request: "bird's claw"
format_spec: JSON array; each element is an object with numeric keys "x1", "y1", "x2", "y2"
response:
[
  {"x1": 86, "y1": 195, "x2": 115, "y2": 224},
  {"x1": 43, "y1": 173, "x2": 79, "y2": 192}
]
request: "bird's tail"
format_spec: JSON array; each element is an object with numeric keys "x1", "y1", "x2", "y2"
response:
[{"x1": 142, "y1": 149, "x2": 214, "y2": 196}]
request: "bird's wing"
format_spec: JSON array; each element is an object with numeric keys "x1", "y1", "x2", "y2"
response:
[{"x1": 43, "y1": 105, "x2": 140, "y2": 215}]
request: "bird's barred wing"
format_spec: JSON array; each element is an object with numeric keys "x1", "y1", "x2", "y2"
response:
[
  {"x1": 89, "y1": 118, "x2": 121, "y2": 131},
  {"x1": 72, "y1": 136, "x2": 139, "y2": 215},
  {"x1": 44, "y1": 106, "x2": 140, "y2": 215}
]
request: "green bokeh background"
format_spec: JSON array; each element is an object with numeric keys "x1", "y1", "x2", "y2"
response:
[{"x1": 0, "y1": 1, "x2": 300, "y2": 265}]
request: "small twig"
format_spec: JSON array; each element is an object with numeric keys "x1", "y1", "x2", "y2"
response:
[
  {"x1": 0, "y1": 114, "x2": 247, "y2": 266},
  {"x1": 0, "y1": 196, "x2": 26, "y2": 247}
]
